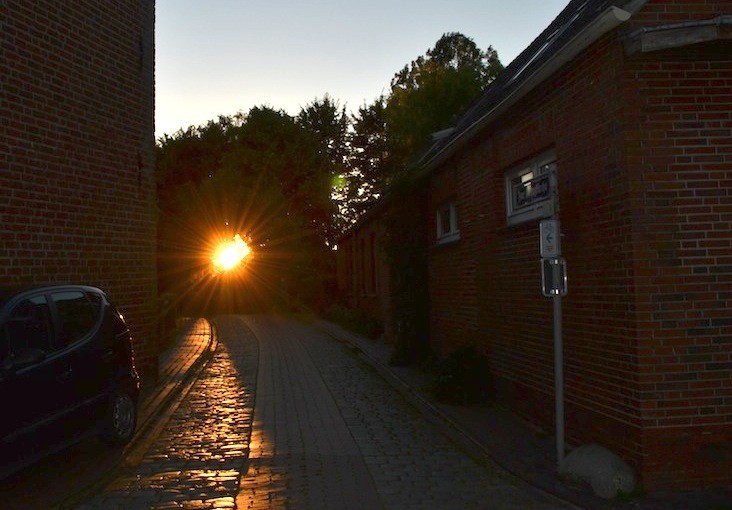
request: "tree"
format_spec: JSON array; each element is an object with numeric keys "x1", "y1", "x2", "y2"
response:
[
  {"x1": 296, "y1": 94, "x2": 349, "y2": 167},
  {"x1": 344, "y1": 32, "x2": 503, "y2": 224},
  {"x1": 296, "y1": 96, "x2": 353, "y2": 233},
  {"x1": 376, "y1": 33, "x2": 503, "y2": 365},
  {"x1": 343, "y1": 97, "x2": 389, "y2": 221},
  {"x1": 156, "y1": 115, "x2": 239, "y2": 209},
  {"x1": 385, "y1": 32, "x2": 503, "y2": 172},
  {"x1": 156, "y1": 106, "x2": 341, "y2": 314}
]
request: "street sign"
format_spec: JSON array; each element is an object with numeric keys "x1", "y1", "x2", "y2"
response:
[
  {"x1": 541, "y1": 257, "x2": 567, "y2": 297},
  {"x1": 539, "y1": 219, "x2": 561, "y2": 258}
]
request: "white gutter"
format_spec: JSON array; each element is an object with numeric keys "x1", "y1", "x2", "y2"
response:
[{"x1": 420, "y1": 4, "x2": 635, "y2": 173}]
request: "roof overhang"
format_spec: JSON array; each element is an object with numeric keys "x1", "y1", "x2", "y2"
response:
[
  {"x1": 623, "y1": 14, "x2": 732, "y2": 55},
  {"x1": 419, "y1": 4, "x2": 635, "y2": 175}
]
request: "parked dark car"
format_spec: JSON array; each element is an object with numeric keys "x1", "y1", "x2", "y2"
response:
[{"x1": 0, "y1": 284, "x2": 140, "y2": 470}]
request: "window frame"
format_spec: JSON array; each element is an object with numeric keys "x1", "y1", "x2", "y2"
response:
[
  {"x1": 436, "y1": 201, "x2": 460, "y2": 245},
  {"x1": 505, "y1": 151, "x2": 557, "y2": 226}
]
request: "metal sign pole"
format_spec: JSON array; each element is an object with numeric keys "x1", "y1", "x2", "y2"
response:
[
  {"x1": 540, "y1": 219, "x2": 566, "y2": 469},
  {"x1": 553, "y1": 292, "x2": 564, "y2": 467}
]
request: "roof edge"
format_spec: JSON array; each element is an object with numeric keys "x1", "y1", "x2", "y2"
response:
[
  {"x1": 419, "y1": 3, "x2": 637, "y2": 175},
  {"x1": 623, "y1": 14, "x2": 732, "y2": 55}
]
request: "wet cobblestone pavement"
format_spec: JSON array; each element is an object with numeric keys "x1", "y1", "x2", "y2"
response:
[
  {"x1": 75, "y1": 317, "x2": 258, "y2": 510},
  {"x1": 74, "y1": 315, "x2": 570, "y2": 509}
]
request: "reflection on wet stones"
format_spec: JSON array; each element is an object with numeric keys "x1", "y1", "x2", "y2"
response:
[{"x1": 74, "y1": 320, "x2": 257, "y2": 510}]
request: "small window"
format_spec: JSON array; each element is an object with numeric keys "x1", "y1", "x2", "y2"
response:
[
  {"x1": 52, "y1": 291, "x2": 98, "y2": 347},
  {"x1": 436, "y1": 202, "x2": 460, "y2": 244},
  {"x1": 505, "y1": 152, "x2": 557, "y2": 225}
]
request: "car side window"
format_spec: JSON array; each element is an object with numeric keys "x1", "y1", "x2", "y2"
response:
[
  {"x1": 52, "y1": 291, "x2": 97, "y2": 348},
  {"x1": 1, "y1": 295, "x2": 54, "y2": 360}
]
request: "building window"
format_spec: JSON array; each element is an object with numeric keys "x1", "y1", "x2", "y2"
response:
[
  {"x1": 436, "y1": 201, "x2": 460, "y2": 244},
  {"x1": 505, "y1": 151, "x2": 557, "y2": 226}
]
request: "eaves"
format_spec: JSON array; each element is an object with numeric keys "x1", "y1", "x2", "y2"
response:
[
  {"x1": 622, "y1": 14, "x2": 732, "y2": 55},
  {"x1": 416, "y1": 0, "x2": 649, "y2": 178}
]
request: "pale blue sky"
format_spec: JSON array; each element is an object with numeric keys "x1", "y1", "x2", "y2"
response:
[{"x1": 155, "y1": 0, "x2": 569, "y2": 138}]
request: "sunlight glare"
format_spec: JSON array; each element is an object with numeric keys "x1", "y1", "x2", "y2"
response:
[{"x1": 212, "y1": 234, "x2": 251, "y2": 272}]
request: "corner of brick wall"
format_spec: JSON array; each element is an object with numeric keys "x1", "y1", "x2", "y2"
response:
[{"x1": 2, "y1": 1, "x2": 159, "y2": 378}]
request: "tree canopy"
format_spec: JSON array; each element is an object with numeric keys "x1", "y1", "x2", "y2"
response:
[
  {"x1": 346, "y1": 32, "x2": 503, "y2": 215},
  {"x1": 156, "y1": 105, "x2": 340, "y2": 313},
  {"x1": 155, "y1": 32, "x2": 503, "y2": 314}
]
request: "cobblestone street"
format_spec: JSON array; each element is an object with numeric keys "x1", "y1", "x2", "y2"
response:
[
  {"x1": 74, "y1": 315, "x2": 571, "y2": 509},
  {"x1": 75, "y1": 317, "x2": 258, "y2": 510}
]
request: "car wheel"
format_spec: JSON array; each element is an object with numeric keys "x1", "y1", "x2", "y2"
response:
[{"x1": 100, "y1": 390, "x2": 136, "y2": 445}]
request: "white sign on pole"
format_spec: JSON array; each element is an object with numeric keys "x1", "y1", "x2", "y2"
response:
[{"x1": 540, "y1": 219, "x2": 561, "y2": 258}]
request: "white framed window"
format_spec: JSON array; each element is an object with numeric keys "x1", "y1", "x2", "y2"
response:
[
  {"x1": 505, "y1": 151, "x2": 557, "y2": 226},
  {"x1": 436, "y1": 201, "x2": 460, "y2": 244}
]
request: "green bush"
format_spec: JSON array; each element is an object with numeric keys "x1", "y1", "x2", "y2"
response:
[{"x1": 432, "y1": 345, "x2": 494, "y2": 405}]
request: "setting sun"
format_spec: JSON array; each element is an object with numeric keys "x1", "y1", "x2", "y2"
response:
[{"x1": 212, "y1": 234, "x2": 251, "y2": 272}]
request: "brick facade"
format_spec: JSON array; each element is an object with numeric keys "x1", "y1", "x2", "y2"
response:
[
  {"x1": 336, "y1": 209, "x2": 393, "y2": 338},
  {"x1": 430, "y1": 4, "x2": 731, "y2": 491},
  {"x1": 338, "y1": 0, "x2": 731, "y2": 492},
  {"x1": 2, "y1": 1, "x2": 158, "y2": 375}
]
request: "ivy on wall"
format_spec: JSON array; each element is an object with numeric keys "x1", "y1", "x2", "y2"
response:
[{"x1": 380, "y1": 172, "x2": 431, "y2": 365}]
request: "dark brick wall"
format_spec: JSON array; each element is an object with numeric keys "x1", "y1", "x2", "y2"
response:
[
  {"x1": 336, "y1": 218, "x2": 393, "y2": 338},
  {"x1": 335, "y1": 0, "x2": 731, "y2": 490},
  {"x1": 425, "y1": 3, "x2": 731, "y2": 492},
  {"x1": 621, "y1": 40, "x2": 732, "y2": 490},
  {"x1": 1, "y1": 1, "x2": 158, "y2": 375}
]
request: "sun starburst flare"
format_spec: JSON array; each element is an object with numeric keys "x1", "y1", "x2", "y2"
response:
[{"x1": 212, "y1": 234, "x2": 251, "y2": 272}]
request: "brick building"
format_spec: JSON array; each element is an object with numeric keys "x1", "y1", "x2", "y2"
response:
[
  {"x1": 1, "y1": 1, "x2": 158, "y2": 375},
  {"x1": 336, "y1": 202, "x2": 395, "y2": 338},
  {"x1": 337, "y1": 0, "x2": 731, "y2": 491}
]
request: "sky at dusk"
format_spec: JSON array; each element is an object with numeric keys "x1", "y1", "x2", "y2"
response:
[{"x1": 155, "y1": 0, "x2": 570, "y2": 139}]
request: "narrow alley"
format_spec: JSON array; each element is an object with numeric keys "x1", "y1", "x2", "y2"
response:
[{"x1": 71, "y1": 315, "x2": 570, "y2": 510}]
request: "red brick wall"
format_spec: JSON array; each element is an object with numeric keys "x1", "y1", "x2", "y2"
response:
[
  {"x1": 1, "y1": 1, "x2": 158, "y2": 375},
  {"x1": 621, "y1": 41, "x2": 732, "y2": 490},
  {"x1": 428, "y1": 155, "x2": 483, "y2": 355},
  {"x1": 429, "y1": 29, "x2": 642, "y2": 454},
  {"x1": 426, "y1": 3, "x2": 731, "y2": 491},
  {"x1": 336, "y1": 217, "x2": 392, "y2": 338},
  {"x1": 629, "y1": 0, "x2": 731, "y2": 24}
]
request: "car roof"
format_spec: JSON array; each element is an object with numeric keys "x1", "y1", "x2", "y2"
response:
[{"x1": 0, "y1": 284, "x2": 105, "y2": 307}]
